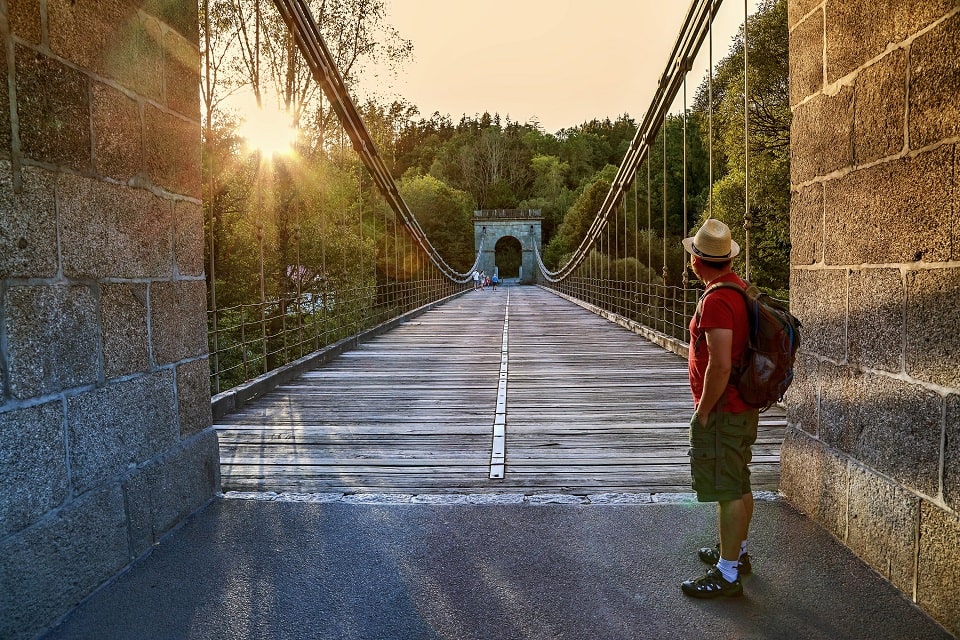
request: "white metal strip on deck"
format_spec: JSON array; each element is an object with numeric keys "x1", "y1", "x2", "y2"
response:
[{"x1": 490, "y1": 290, "x2": 510, "y2": 479}]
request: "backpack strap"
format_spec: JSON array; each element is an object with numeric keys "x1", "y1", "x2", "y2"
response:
[
  {"x1": 694, "y1": 280, "x2": 754, "y2": 383},
  {"x1": 698, "y1": 281, "x2": 756, "y2": 333},
  {"x1": 694, "y1": 280, "x2": 750, "y2": 343}
]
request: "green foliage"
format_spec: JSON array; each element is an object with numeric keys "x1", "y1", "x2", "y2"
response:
[
  {"x1": 542, "y1": 164, "x2": 618, "y2": 267},
  {"x1": 392, "y1": 112, "x2": 456, "y2": 177},
  {"x1": 391, "y1": 113, "x2": 652, "y2": 248},
  {"x1": 425, "y1": 126, "x2": 535, "y2": 208},
  {"x1": 627, "y1": 229, "x2": 690, "y2": 287},
  {"x1": 520, "y1": 154, "x2": 573, "y2": 239},
  {"x1": 692, "y1": 0, "x2": 790, "y2": 292},
  {"x1": 604, "y1": 256, "x2": 662, "y2": 285},
  {"x1": 399, "y1": 174, "x2": 476, "y2": 271},
  {"x1": 556, "y1": 116, "x2": 637, "y2": 186}
]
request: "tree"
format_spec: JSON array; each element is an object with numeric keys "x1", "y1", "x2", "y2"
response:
[
  {"x1": 357, "y1": 98, "x2": 420, "y2": 167},
  {"x1": 630, "y1": 114, "x2": 711, "y2": 247},
  {"x1": 520, "y1": 154, "x2": 572, "y2": 240},
  {"x1": 693, "y1": 0, "x2": 790, "y2": 293},
  {"x1": 393, "y1": 111, "x2": 456, "y2": 177},
  {"x1": 557, "y1": 116, "x2": 637, "y2": 187},
  {"x1": 222, "y1": 0, "x2": 412, "y2": 146},
  {"x1": 303, "y1": 0, "x2": 413, "y2": 151},
  {"x1": 454, "y1": 127, "x2": 533, "y2": 208},
  {"x1": 543, "y1": 164, "x2": 618, "y2": 268},
  {"x1": 399, "y1": 174, "x2": 476, "y2": 271},
  {"x1": 201, "y1": 0, "x2": 245, "y2": 128},
  {"x1": 202, "y1": 0, "x2": 417, "y2": 296}
]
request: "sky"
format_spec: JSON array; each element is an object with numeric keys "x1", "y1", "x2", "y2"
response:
[{"x1": 369, "y1": 0, "x2": 762, "y2": 134}]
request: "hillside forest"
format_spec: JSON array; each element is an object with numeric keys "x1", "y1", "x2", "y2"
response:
[{"x1": 201, "y1": 0, "x2": 790, "y2": 314}]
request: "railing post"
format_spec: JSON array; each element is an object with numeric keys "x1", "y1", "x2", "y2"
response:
[
  {"x1": 241, "y1": 303, "x2": 249, "y2": 382},
  {"x1": 294, "y1": 223, "x2": 303, "y2": 358},
  {"x1": 257, "y1": 220, "x2": 268, "y2": 374}
]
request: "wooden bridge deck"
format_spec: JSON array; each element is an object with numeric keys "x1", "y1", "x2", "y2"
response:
[{"x1": 215, "y1": 286, "x2": 786, "y2": 495}]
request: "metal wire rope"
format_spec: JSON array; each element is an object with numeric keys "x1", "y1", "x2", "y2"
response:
[
  {"x1": 743, "y1": 0, "x2": 752, "y2": 281},
  {"x1": 538, "y1": 0, "x2": 723, "y2": 283},
  {"x1": 271, "y1": 0, "x2": 748, "y2": 291},
  {"x1": 270, "y1": 0, "x2": 480, "y2": 284}
]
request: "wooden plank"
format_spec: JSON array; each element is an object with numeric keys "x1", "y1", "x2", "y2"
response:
[{"x1": 216, "y1": 286, "x2": 787, "y2": 495}]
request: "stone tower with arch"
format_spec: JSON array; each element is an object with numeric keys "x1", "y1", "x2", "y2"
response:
[{"x1": 473, "y1": 209, "x2": 543, "y2": 284}]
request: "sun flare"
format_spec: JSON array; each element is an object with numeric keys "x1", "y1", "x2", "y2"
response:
[{"x1": 239, "y1": 106, "x2": 298, "y2": 156}]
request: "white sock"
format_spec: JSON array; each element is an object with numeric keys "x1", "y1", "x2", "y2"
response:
[
  {"x1": 716, "y1": 557, "x2": 739, "y2": 583},
  {"x1": 740, "y1": 540, "x2": 748, "y2": 558}
]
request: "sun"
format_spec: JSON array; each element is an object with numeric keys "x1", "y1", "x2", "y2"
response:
[{"x1": 239, "y1": 105, "x2": 298, "y2": 156}]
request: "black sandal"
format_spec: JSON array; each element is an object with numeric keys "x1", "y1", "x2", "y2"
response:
[{"x1": 681, "y1": 567, "x2": 743, "y2": 598}]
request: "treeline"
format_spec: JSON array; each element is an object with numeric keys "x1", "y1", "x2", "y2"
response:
[{"x1": 202, "y1": 0, "x2": 790, "y2": 318}]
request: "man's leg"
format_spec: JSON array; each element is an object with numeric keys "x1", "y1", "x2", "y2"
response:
[
  {"x1": 719, "y1": 411, "x2": 757, "y2": 561},
  {"x1": 682, "y1": 494, "x2": 748, "y2": 597},
  {"x1": 743, "y1": 490, "x2": 753, "y2": 541},
  {"x1": 718, "y1": 494, "x2": 751, "y2": 561}
]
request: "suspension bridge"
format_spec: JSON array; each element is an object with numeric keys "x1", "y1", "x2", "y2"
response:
[{"x1": 205, "y1": 0, "x2": 779, "y2": 498}]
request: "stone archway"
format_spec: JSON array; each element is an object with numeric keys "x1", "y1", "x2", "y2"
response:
[
  {"x1": 494, "y1": 235, "x2": 523, "y2": 278},
  {"x1": 473, "y1": 209, "x2": 543, "y2": 284}
]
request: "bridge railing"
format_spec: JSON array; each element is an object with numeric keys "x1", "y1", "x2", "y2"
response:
[
  {"x1": 208, "y1": 269, "x2": 459, "y2": 394},
  {"x1": 550, "y1": 275, "x2": 696, "y2": 350}
]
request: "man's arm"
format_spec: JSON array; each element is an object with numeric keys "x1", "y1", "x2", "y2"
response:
[{"x1": 695, "y1": 327, "x2": 733, "y2": 422}]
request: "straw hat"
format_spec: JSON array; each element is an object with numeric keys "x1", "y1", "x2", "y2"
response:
[{"x1": 681, "y1": 218, "x2": 740, "y2": 260}]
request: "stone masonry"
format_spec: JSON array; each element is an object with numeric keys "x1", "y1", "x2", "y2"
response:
[
  {"x1": 784, "y1": 0, "x2": 959, "y2": 634},
  {"x1": 0, "y1": 2, "x2": 216, "y2": 638},
  {"x1": 473, "y1": 209, "x2": 543, "y2": 284}
]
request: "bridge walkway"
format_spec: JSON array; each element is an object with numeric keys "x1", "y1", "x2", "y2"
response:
[{"x1": 216, "y1": 286, "x2": 786, "y2": 496}]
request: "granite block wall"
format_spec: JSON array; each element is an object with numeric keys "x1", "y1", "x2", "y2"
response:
[
  {"x1": 0, "y1": 2, "x2": 215, "y2": 638},
  {"x1": 784, "y1": 1, "x2": 960, "y2": 634}
]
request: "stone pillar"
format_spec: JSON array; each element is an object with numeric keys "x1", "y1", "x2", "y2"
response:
[
  {"x1": 473, "y1": 212, "x2": 543, "y2": 284},
  {"x1": 519, "y1": 221, "x2": 543, "y2": 284},
  {"x1": 0, "y1": 3, "x2": 216, "y2": 638},
  {"x1": 784, "y1": 1, "x2": 959, "y2": 634}
]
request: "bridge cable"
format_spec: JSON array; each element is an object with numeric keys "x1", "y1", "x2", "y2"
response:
[
  {"x1": 743, "y1": 0, "x2": 752, "y2": 281},
  {"x1": 269, "y1": 0, "x2": 479, "y2": 284},
  {"x1": 538, "y1": 0, "x2": 722, "y2": 283}
]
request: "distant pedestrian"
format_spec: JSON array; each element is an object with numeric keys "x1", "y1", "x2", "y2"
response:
[
  {"x1": 472, "y1": 269, "x2": 480, "y2": 290},
  {"x1": 680, "y1": 218, "x2": 757, "y2": 599},
  {"x1": 492, "y1": 274, "x2": 498, "y2": 290}
]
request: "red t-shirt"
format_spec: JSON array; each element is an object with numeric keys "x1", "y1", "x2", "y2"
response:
[{"x1": 688, "y1": 272, "x2": 752, "y2": 413}]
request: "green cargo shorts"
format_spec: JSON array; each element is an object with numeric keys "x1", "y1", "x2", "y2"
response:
[{"x1": 688, "y1": 409, "x2": 760, "y2": 503}]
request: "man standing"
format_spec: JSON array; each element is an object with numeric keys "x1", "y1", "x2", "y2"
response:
[{"x1": 680, "y1": 218, "x2": 757, "y2": 599}]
